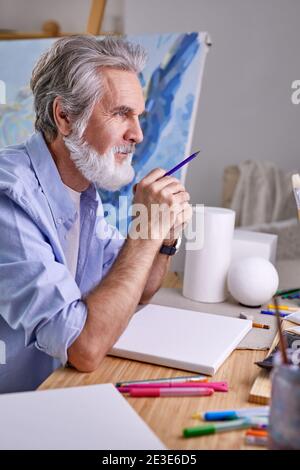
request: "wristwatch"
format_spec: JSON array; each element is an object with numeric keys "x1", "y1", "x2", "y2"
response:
[{"x1": 159, "y1": 236, "x2": 182, "y2": 256}]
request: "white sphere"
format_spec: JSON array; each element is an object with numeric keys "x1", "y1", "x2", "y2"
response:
[{"x1": 227, "y1": 257, "x2": 279, "y2": 307}]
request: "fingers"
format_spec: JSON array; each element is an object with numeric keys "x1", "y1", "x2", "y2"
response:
[
  {"x1": 154, "y1": 183, "x2": 188, "y2": 205},
  {"x1": 134, "y1": 169, "x2": 186, "y2": 196},
  {"x1": 171, "y1": 191, "x2": 190, "y2": 205},
  {"x1": 137, "y1": 168, "x2": 166, "y2": 188},
  {"x1": 132, "y1": 167, "x2": 192, "y2": 242},
  {"x1": 150, "y1": 175, "x2": 185, "y2": 194},
  {"x1": 165, "y1": 218, "x2": 191, "y2": 243},
  {"x1": 134, "y1": 178, "x2": 186, "y2": 197},
  {"x1": 133, "y1": 168, "x2": 166, "y2": 194},
  {"x1": 162, "y1": 202, "x2": 192, "y2": 235},
  {"x1": 135, "y1": 173, "x2": 190, "y2": 206},
  {"x1": 172, "y1": 202, "x2": 193, "y2": 227}
]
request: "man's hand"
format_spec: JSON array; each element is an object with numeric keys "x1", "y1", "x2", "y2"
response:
[
  {"x1": 162, "y1": 202, "x2": 192, "y2": 245},
  {"x1": 132, "y1": 168, "x2": 192, "y2": 243}
]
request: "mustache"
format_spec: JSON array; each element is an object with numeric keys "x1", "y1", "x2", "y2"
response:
[{"x1": 113, "y1": 144, "x2": 135, "y2": 154}]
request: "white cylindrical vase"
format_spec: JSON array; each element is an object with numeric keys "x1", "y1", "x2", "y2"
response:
[{"x1": 183, "y1": 206, "x2": 235, "y2": 303}]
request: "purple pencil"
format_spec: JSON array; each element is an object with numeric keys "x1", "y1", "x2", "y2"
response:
[
  {"x1": 133, "y1": 150, "x2": 201, "y2": 194},
  {"x1": 164, "y1": 150, "x2": 201, "y2": 176}
]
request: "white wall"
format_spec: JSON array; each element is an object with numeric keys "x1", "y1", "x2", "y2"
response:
[
  {"x1": 124, "y1": 0, "x2": 300, "y2": 206},
  {"x1": 0, "y1": 0, "x2": 124, "y2": 34}
]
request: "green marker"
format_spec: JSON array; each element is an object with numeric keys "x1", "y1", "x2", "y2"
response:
[{"x1": 183, "y1": 419, "x2": 250, "y2": 438}]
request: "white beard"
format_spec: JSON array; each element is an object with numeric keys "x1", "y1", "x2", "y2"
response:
[{"x1": 63, "y1": 132, "x2": 135, "y2": 191}]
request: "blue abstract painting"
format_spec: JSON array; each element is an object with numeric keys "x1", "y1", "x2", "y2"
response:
[{"x1": 0, "y1": 33, "x2": 209, "y2": 234}]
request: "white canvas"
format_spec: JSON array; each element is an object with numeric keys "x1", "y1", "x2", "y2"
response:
[
  {"x1": 0, "y1": 384, "x2": 165, "y2": 450},
  {"x1": 110, "y1": 304, "x2": 252, "y2": 376}
]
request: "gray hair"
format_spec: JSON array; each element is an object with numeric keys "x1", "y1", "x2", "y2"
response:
[{"x1": 30, "y1": 35, "x2": 147, "y2": 141}]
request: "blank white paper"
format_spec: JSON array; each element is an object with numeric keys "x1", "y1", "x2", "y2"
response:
[{"x1": 0, "y1": 383, "x2": 165, "y2": 450}]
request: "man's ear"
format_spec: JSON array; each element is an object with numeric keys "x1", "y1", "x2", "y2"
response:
[{"x1": 52, "y1": 97, "x2": 71, "y2": 137}]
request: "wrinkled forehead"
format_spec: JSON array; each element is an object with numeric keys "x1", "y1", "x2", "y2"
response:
[{"x1": 100, "y1": 67, "x2": 145, "y2": 111}]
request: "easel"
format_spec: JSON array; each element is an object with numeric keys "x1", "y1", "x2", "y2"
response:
[{"x1": 0, "y1": 0, "x2": 107, "y2": 40}]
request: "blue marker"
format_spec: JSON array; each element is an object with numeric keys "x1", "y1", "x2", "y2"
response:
[
  {"x1": 193, "y1": 406, "x2": 269, "y2": 421},
  {"x1": 261, "y1": 310, "x2": 289, "y2": 318}
]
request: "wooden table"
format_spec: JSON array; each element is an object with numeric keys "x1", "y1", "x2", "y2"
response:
[{"x1": 39, "y1": 272, "x2": 267, "y2": 450}]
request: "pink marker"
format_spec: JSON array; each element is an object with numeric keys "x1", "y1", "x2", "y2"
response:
[
  {"x1": 118, "y1": 381, "x2": 228, "y2": 393},
  {"x1": 129, "y1": 387, "x2": 214, "y2": 398}
]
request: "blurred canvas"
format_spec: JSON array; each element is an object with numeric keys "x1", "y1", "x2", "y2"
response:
[{"x1": 0, "y1": 33, "x2": 209, "y2": 233}]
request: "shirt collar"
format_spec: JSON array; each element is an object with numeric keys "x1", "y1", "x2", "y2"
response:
[{"x1": 25, "y1": 132, "x2": 97, "y2": 229}]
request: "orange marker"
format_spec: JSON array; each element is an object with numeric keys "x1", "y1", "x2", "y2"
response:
[{"x1": 246, "y1": 429, "x2": 268, "y2": 438}]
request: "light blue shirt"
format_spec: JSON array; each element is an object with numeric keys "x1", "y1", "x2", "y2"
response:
[{"x1": 0, "y1": 132, "x2": 125, "y2": 393}]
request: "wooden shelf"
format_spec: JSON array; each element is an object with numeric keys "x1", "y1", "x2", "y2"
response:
[{"x1": 0, "y1": 0, "x2": 107, "y2": 40}]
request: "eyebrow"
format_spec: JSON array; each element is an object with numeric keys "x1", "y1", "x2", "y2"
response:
[{"x1": 111, "y1": 105, "x2": 146, "y2": 116}]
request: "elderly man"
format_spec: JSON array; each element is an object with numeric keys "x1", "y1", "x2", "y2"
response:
[{"x1": 0, "y1": 36, "x2": 192, "y2": 393}]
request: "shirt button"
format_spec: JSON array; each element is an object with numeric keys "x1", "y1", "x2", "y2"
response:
[{"x1": 57, "y1": 217, "x2": 63, "y2": 224}]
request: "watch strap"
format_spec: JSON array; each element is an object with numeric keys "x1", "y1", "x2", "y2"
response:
[{"x1": 159, "y1": 241, "x2": 178, "y2": 256}]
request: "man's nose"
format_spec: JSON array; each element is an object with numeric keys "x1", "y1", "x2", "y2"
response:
[{"x1": 125, "y1": 117, "x2": 143, "y2": 145}]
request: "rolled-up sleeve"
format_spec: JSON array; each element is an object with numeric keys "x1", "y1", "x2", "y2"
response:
[
  {"x1": 35, "y1": 297, "x2": 87, "y2": 365},
  {"x1": 0, "y1": 194, "x2": 87, "y2": 366}
]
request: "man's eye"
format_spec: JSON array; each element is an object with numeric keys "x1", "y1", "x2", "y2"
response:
[{"x1": 114, "y1": 110, "x2": 127, "y2": 117}]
